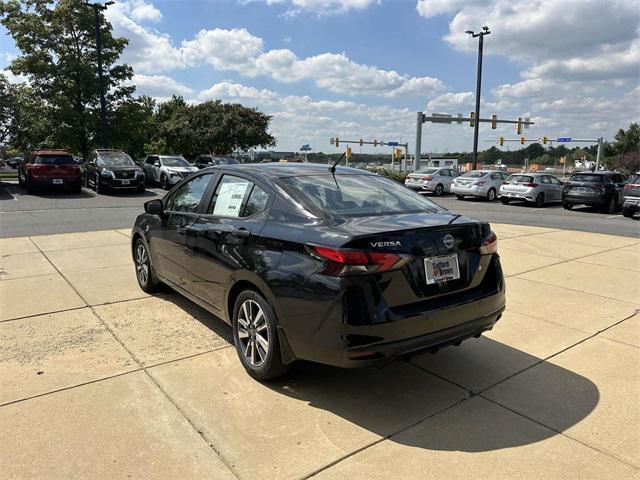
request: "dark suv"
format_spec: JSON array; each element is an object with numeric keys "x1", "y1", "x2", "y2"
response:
[
  {"x1": 193, "y1": 155, "x2": 240, "y2": 169},
  {"x1": 85, "y1": 149, "x2": 145, "y2": 194},
  {"x1": 562, "y1": 171, "x2": 626, "y2": 213},
  {"x1": 18, "y1": 149, "x2": 82, "y2": 194}
]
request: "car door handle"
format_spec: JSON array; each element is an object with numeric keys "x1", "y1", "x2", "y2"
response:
[{"x1": 232, "y1": 228, "x2": 251, "y2": 238}]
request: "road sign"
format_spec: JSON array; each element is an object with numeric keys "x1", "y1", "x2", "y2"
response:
[
  {"x1": 557, "y1": 137, "x2": 572, "y2": 142},
  {"x1": 431, "y1": 113, "x2": 453, "y2": 123},
  {"x1": 387, "y1": 141, "x2": 399, "y2": 146},
  {"x1": 300, "y1": 144, "x2": 311, "y2": 151}
]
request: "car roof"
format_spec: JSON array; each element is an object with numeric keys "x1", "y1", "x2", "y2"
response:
[
  {"x1": 33, "y1": 149, "x2": 71, "y2": 156},
  {"x1": 571, "y1": 171, "x2": 616, "y2": 176},
  {"x1": 204, "y1": 162, "x2": 376, "y2": 179}
]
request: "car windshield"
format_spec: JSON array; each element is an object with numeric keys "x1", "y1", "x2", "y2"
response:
[
  {"x1": 35, "y1": 155, "x2": 75, "y2": 165},
  {"x1": 278, "y1": 174, "x2": 442, "y2": 217},
  {"x1": 462, "y1": 171, "x2": 487, "y2": 178},
  {"x1": 570, "y1": 174, "x2": 604, "y2": 183},
  {"x1": 162, "y1": 156, "x2": 189, "y2": 167},
  {"x1": 628, "y1": 174, "x2": 640, "y2": 184},
  {"x1": 98, "y1": 152, "x2": 134, "y2": 167},
  {"x1": 415, "y1": 168, "x2": 438, "y2": 174},
  {"x1": 508, "y1": 175, "x2": 534, "y2": 183}
]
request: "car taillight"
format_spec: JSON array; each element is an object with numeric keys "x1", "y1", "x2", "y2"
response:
[
  {"x1": 523, "y1": 182, "x2": 538, "y2": 188},
  {"x1": 479, "y1": 231, "x2": 498, "y2": 255},
  {"x1": 473, "y1": 181, "x2": 485, "y2": 186},
  {"x1": 624, "y1": 184, "x2": 637, "y2": 190},
  {"x1": 423, "y1": 176, "x2": 433, "y2": 181},
  {"x1": 310, "y1": 246, "x2": 411, "y2": 276},
  {"x1": 501, "y1": 181, "x2": 509, "y2": 185}
]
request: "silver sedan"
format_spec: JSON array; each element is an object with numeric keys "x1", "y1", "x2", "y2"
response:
[
  {"x1": 499, "y1": 173, "x2": 564, "y2": 207},
  {"x1": 404, "y1": 167, "x2": 460, "y2": 195},
  {"x1": 451, "y1": 170, "x2": 509, "y2": 201}
]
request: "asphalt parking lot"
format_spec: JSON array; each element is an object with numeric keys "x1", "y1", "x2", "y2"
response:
[
  {"x1": 1, "y1": 224, "x2": 639, "y2": 478},
  {"x1": 1, "y1": 180, "x2": 638, "y2": 238}
]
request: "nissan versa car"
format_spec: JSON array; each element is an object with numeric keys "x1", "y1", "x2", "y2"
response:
[
  {"x1": 451, "y1": 170, "x2": 509, "y2": 201},
  {"x1": 142, "y1": 154, "x2": 199, "y2": 190},
  {"x1": 18, "y1": 149, "x2": 82, "y2": 194},
  {"x1": 131, "y1": 164, "x2": 505, "y2": 380},
  {"x1": 562, "y1": 171, "x2": 626, "y2": 213},
  {"x1": 499, "y1": 173, "x2": 564, "y2": 207},
  {"x1": 405, "y1": 167, "x2": 460, "y2": 195},
  {"x1": 85, "y1": 149, "x2": 146, "y2": 193}
]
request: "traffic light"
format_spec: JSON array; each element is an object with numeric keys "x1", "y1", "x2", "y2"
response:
[
  {"x1": 395, "y1": 148, "x2": 402, "y2": 159},
  {"x1": 335, "y1": 137, "x2": 339, "y2": 148},
  {"x1": 491, "y1": 114, "x2": 497, "y2": 129},
  {"x1": 469, "y1": 112, "x2": 475, "y2": 127},
  {"x1": 542, "y1": 136, "x2": 548, "y2": 145},
  {"x1": 516, "y1": 117, "x2": 522, "y2": 135},
  {"x1": 359, "y1": 138, "x2": 363, "y2": 147},
  {"x1": 373, "y1": 140, "x2": 378, "y2": 147},
  {"x1": 499, "y1": 136, "x2": 504, "y2": 146},
  {"x1": 520, "y1": 137, "x2": 525, "y2": 145},
  {"x1": 346, "y1": 146, "x2": 352, "y2": 158}
]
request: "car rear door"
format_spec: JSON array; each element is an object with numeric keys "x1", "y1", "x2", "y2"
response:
[
  {"x1": 184, "y1": 173, "x2": 272, "y2": 311},
  {"x1": 547, "y1": 175, "x2": 564, "y2": 201},
  {"x1": 148, "y1": 172, "x2": 217, "y2": 287}
]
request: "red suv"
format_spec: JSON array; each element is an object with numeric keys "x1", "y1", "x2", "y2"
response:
[{"x1": 18, "y1": 149, "x2": 82, "y2": 194}]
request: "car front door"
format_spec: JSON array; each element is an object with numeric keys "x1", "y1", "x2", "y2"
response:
[
  {"x1": 185, "y1": 173, "x2": 272, "y2": 312},
  {"x1": 147, "y1": 172, "x2": 216, "y2": 288}
]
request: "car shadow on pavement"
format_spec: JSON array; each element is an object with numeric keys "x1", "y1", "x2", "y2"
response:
[{"x1": 264, "y1": 339, "x2": 599, "y2": 453}]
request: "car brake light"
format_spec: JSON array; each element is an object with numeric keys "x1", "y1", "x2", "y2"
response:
[
  {"x1": 523, "y1": 182, "x2": 538, "y2": 188},
  {"x1": 501, "y1": 181, "x2": 509, "y2": 185},
  {"x1": 310, "y1": 246, "x2": 410, "y2": 276},
  {"x1": 479, "y1": 231, "x2": 498, "y2": 255},
  {"x1": 473, "y1": 181, "x2": 485, "y2": 186},
  {"x1": 423, "y1": 176, "x2": 433, "y2": 181}
]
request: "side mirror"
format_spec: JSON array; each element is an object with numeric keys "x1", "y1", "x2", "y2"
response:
[
  {"x1": 144, "y1": 199, "x2": 164, "y2": 216},
  {"x1": 154, "y1": 161, "x2": 161, "y2": 167}
]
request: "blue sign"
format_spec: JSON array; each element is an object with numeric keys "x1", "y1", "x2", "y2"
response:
[
  {"x1": 557, "y1": 137, "x2": 572, "y2": 142},
  {"x1": 387, "y1": 141, "x2": 399, "y2": 146},
  {"x1": 300, "y1": 144, "x2": 311, "y2": 151}
]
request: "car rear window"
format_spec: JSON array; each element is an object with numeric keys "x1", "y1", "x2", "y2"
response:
[
  {"x1": 415, "y1": 168, "x2": 438, "y2": 174},
  {"x1": 508, "y1": 175, "x2": 534, "y2": 183},
  {"x1": 462, "y1": 171, "x2": 487, "y2": 178},
  {"x1": 35, "y1": 155, "x2": 75, "y2": 165},
  {"x1": 569, "y1": 174, "x2": 604, "y2": 183},
  {"x1": 278, "y1": 174, "x2": 442, "y2": 217},
  {"x1": 628, "y1": 174, "x2": 640, "y2": 184}
]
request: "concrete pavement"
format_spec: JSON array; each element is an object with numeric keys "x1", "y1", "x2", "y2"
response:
[{"x1": 0, "y1": 225, "x2": 638, "y2": 479}]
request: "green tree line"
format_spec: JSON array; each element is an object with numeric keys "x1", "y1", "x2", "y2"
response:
[{"x1": 0, "y1": 0, "x2": 275, "y2": 160}]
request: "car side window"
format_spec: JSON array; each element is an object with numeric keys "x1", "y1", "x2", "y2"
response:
[
  {"x1": 165, "y1": 174, "x2": 214, "y2": 213},
  {"x1": 145, "y1": 156, "x2": 154, "y2": 165},
  {"x1": 208, "y1": 175, "x2": 269, "y2": 218},
  {"x1": 548, "y1": 176, "x2": 562, "y2": 185},
  {"x1": 491, "y1": 173, "x2": 501, "y2": 180},
  {"x1": 540, "y1": 176, "x2": 551, "y2": 184},
  {"x1": 439, "y1": 170, "x2": 449, "y2": 177}
]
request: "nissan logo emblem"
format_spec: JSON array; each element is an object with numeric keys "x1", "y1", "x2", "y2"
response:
[{"x1": 443, "y1": 234, "x2": 455, "y2": 249}]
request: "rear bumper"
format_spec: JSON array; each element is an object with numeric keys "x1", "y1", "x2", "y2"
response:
[
  {"x1": 279, "y1": 254, "x2": 506, "y2": 368},
  {"x1": 30, "y1": 176, "x2": 82, "y2": 187},
  {"x1": 451, "y1": 184, "x2": 485, "y2": 196},
  {"x1": 563, "y1": 192, "x2": 606, "y2": 206},
  {"x1": 623, "y1": 197, "x2": 640, "y2": 212},
  {"x1": 499, "y1": 189, "x2": 535, "y2": 201}
]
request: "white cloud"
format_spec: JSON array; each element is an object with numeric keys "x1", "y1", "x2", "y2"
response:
[
  {"x1": 130, "y1": 74, "x2": 193, "y2": 97},
  {"x1": 426, "y1": 91, "x2": 473, "y2": 111},
  {"x1": 198, "y1": 81, "x2": 280, "y2": 104},
  {"x1": 112, "y1": 0, "x2": 162, "y2": 22}
]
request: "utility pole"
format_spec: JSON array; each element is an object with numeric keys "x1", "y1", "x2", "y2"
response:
[
  {"x1": 415, "y1": 112, "x2": 424, "y2": 171},
  {"x1": 466, "y1": 26, "x2": 490, "y2": 170},
  {"x1": 85, "y1": 1, "x2": 114, "y2": 148}
]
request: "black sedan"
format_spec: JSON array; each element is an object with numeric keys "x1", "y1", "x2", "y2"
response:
[{"x1": 131, "y1": 164, "x2": 505, "y2": 380}]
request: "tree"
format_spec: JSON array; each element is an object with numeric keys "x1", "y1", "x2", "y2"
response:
[
  {"x1": 1, "y1": 0, "x2": 134, "y2": 157},
  {"x1": 0, "y1": 73, "x2": 17, "y2": 146},
  {"x1": 613, "y1": 123, "x2": 640, "y2": 154}
]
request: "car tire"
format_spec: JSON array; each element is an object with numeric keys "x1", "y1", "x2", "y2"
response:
[
  {"x1": 602, "y1": 196, "x2": 616, "y2": 214},
  {"x1": 232, "y1": 290, "x2": 289, "y2": 381},
  {"x1": 456, "y1": 195, "x2": 465, "y2": 200},
  {"x1": 534, "y1": 192, "x2": 545, "y2": 208},
  {"x1": 73, "y1": 184, "x2": 82, "y2": 194},
  {"x1": 563, "y1": 202, "x2": 573, "y2": 210},
  {"x1": 160, "y1": 174, "x2": 169, "y2": 190},
  {"x1": 25, "y1": 176, "x2": 34, "y2": 194},
  {"x1": 434, "y1": 184, "x2": 444, "y2": 196},
  {"x1": 622, "y1": 207, "x2": 634, "y2": 218},
  {"x1": 500, "y1": 197, "x2": 510, "y2": 205},
  {"x1": 137, "y1": 185, "x2": 146, "y2": 193},
  {"x1": 134, "y1": 238, "x2": 161, "y2": 293},
  {"x1": 95, "y1": 175, "x2": 103, "y2": 194},
  {"x1": 486, "y1": 188, "x2": 496, "y2": 201},
  {"x1": 18, "y1": 171, "x2": 25, "y2": 189}
]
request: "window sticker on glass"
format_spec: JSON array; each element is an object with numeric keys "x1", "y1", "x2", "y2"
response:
[{"x1": 213, "y1": 178, "x2": 250, "y2": 217}]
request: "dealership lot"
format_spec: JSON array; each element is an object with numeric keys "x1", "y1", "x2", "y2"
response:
[{"x1": 1, "y1": 225, "x2": 638, "y2": 479}]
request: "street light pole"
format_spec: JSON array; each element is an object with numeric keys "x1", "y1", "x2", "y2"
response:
[
  {"x1": 466, "y1": 26, "x2": 490, "y2": 171},
  {"x1": 85, "y1": 1, "x2": 114, "y2": 148}
]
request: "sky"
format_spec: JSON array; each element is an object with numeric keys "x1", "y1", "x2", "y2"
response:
[{"x1": 1, "y1": 0, "x2": 639, "y2": 154}]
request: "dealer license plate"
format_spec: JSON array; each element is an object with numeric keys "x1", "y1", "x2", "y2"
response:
[
  {"x1": 52, "y1": 179, "x2": 63, "y2": 184},
  {"x1": 121, "y1": 179, "x2": 130, "y2": 185},
  {"x1": 424, "y1": 254, "x2": 460, "y2": 285}
]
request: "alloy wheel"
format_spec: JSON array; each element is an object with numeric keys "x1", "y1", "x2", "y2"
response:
[
  {"x1": 237, "y1": 299, "x2": 270, "y2": 367},
  {"x1": 487, "y1": 188, "x2": 496, "y2": 201},
  {"x1": 135, "y1": 243, "x2": 149, "y2": 287},
  {"x1": 434, "y1": 184, "x2": 443, "y2": 196}
]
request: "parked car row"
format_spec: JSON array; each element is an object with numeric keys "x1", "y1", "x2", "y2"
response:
[{"x1": 405, "y1": 168, "x2": 638, "y2": 217}]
